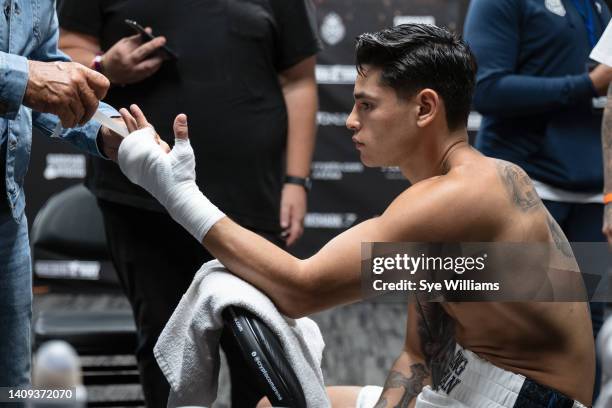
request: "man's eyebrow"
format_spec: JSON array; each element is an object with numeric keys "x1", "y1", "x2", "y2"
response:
[{"x1": 354, "y1": 91, "x2": 377, "y2": 100}]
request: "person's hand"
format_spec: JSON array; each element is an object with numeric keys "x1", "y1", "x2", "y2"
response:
[
  {"x1": 603, "y1": 204, "x2": 612, "y2": 244},
  {"x1": 589, "y1": 64, "x2": 612, "y2": 96},
  {"x1": 118, "y1": 104, "x2": 224, "y2": 241},
  {"x1": 23, "y1": 60, "x2": 110, "y2": 128},
  {"x1": 97, "y1": 116, "x2": 169, "y2": 161},
  {"x1": 101, "y1": 28, "x2": 167, "y2": 85},
  {"x1": 280, "y1": 184, "x2": 306, "y2": 246},
  {"x1": 97, "y1": 118, "x2": 126, "y2": 161}
]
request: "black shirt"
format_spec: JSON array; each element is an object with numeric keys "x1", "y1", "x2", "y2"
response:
[{"x1": 58, "y1": 0, "x2": 320, "y2": 232}]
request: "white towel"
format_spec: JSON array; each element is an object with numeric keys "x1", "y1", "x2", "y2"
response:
[{"x1": 153, "y1": 259, "x2": 330, "y2": 408}]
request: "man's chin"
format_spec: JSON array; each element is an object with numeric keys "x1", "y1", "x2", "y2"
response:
[{"x1": 359, "y1": 157, "x2": 385, "y2": 168}]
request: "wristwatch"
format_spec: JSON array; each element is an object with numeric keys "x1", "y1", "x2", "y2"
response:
[{"x1": 284, "y1": 175, "x2": 312, "y2": 192}]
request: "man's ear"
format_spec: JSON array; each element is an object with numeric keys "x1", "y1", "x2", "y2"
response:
[{"x1": 415, "y1": 88, "x2": 440, "y2": 128}]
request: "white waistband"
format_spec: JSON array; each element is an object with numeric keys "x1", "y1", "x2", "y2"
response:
[{"x1": 424, "y1": 344, "x2": 586, "y2": 408}]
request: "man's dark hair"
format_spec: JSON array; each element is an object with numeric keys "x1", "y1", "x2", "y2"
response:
[{"x1": 355, "y1": 24, "x2": 476, "y2": 131}]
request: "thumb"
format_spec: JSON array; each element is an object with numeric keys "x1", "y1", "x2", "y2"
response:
[{"x1": 173, "y1": 114, "x2": 189, "y2": 140}]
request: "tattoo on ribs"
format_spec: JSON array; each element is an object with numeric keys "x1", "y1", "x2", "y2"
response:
[
  {"x1": 416, "y1": 301, "x2": 456, "y2": 388},
  {"x1": 496, "y1": 161, "x2": 540, "y2": 211}
]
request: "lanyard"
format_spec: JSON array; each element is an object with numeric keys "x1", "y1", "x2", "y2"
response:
[{"x1": 570, "y1": 0, "x2": 598, "y2": 48}]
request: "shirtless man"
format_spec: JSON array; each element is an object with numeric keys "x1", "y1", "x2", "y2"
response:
[{"x1": 115, "y1": 24, "x2": 595, "y2": 407}]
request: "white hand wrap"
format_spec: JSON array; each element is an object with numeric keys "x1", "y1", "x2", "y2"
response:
[{"x1": 118, "y1": 127, "x2": 225, "y2": 241}]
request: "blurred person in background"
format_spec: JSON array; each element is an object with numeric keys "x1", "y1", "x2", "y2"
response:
[
  {"x1": 464, "y1": 0, "x2": 612, "y2": 399},
  {"x1": 57, "y1": 0, "x2": 320, "y2": 406}
]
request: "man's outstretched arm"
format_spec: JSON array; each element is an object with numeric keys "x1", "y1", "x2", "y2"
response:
[{"x1": 117, "y1": 105, "x2": 468, "y2": 317}]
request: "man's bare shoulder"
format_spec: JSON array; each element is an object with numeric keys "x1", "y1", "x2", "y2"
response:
[{"x1": 380, "y1": 157, "x2": 541, "y2": 242}]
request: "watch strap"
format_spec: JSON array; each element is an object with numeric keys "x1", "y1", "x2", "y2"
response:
[{"x1": 284, "y1": 175, "x2": 312, "y2": 192}]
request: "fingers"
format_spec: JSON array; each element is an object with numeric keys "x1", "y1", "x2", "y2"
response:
[
  {"x1": 80, "y1": 65, "x2": 110, "y2": 100},
  {"x1": 60, "y1": 94, "x2": 83, "y2": 128},
  {"x1": 125, "y1": 32, "x2": 145, "y2": 44},
  {"x1": 285, "y1": 203, "x2": 304, "y2": 247},
  {"x1": 286, "y1": 217, "x2": 304, "y2": 247},
  {"x1": 76, "y1": 79, "x2": 99, "y2": 125},
  {"x1": 173, "y1": 114, "x2": 189, "y2": 139},
  {"x1": 132, "y1": 56, "x2": 164, "y2": 78},
  {"x1": 280, "y1": 201, "x2": 290, "y2": 230},
  {"x1": 120, "y1": 108, "x2": 138, "y2": 132},
  {"x1": 129, "y1": 104, "x2": 151, "y2": 129},
  {"x1": 131, "y1": 36, "x2": 167, "y2": 62}
]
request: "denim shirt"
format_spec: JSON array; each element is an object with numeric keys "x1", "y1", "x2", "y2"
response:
[{"x1": 0, "y1": 0, "x2": 117, "y2": 222}]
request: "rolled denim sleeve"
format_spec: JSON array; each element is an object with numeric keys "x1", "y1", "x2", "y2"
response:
[
  {"x1": 0, "y1": 52, "x2": 29, "y2": 120},
  {"x1": 33, "y1": 102, "x2": 120, "y2": 158}
]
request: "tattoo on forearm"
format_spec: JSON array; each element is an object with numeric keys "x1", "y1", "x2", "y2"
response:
[
  {"x1": 546, "y1": 213, "x2": 573, "y2": 258},
  {"x1": 496, "y1": 161, "x2": 541, "y2": 212},
  {"x1": 377, "y1": 366, "x2": 429, "y2": 408},
  {"x1": 416, "y1": 301, "x2": 455, "y2": 387}
]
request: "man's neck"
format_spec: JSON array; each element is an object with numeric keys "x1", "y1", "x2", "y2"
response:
[{"x1": 399, "y1": 127, "x2": 469, "y2": 183}]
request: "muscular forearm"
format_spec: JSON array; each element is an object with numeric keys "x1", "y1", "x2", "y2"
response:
[
  {"x1": 374, "y1": 352, "x2": 431, "y2": 408},
  {"x1": 282, "y1": 75, "x2": 317, "y2": 177},
  {"x1": 203, "y1": 217, "x2": 309, "y2": 317},
  {"x1": 202, "y1": 215, "x2": 367, "y2": 318}
]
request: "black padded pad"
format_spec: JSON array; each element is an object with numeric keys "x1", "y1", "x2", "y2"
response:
[{"x1": 222, "y1": 306, "x2": 307, "y2": 408}]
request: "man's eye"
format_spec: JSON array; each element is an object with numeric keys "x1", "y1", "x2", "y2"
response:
[{"x1": 360, "y1": 102, "x2": 371, "y2": 111}]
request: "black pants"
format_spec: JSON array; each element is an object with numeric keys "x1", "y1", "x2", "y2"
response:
[{"x1": 98, "y1": 199, "x2": 282, "y2": 408}]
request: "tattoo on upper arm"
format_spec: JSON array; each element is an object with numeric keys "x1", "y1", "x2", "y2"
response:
[
  {"x1": 496, "y1": 161, "x2": 541, "y2": 212},
  {"x1": 546, "y1": 213, "x2": 573, "y2": 258},
  {"x1": 376, "y1": 365, "x2": 429, "y2": 408}
]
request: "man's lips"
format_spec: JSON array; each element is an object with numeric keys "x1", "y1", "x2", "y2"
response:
[{"x1": 352, "y1": 136, "x2": 364, "y2": 147}]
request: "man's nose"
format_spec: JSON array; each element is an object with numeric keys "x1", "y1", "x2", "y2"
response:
[{"x1": 346, "y1": 106, "x2": 360, "y2": 131}]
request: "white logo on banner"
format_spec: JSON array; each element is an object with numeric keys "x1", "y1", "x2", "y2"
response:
[
  {"x1": 35, "y1": 260, "x2": 100, "y2": 280},
  {"x1": 316, "y1": 65, "x2": 356, "y2": 84},
  {"x1": 44, "y1": 154, "x2": 86, "y2": 180},
  {"x1": 312, "y1": 161, "x2": 364, "y2": 180},
  {"x1": 305, "y1": 213, "x2": 358, "y2": 229},
  {"x1": 321, "y1": 12, "x2": 345, "y2": 46},
  {"x1": 393, "y1": 15, "x2": 436, "y2": 26},
  {"x1": 317, "y1": 111, "x2": 349, "y2": 126},
  {"x1": 545, "y1": 0, "x2": 566, "y2": 16}
]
